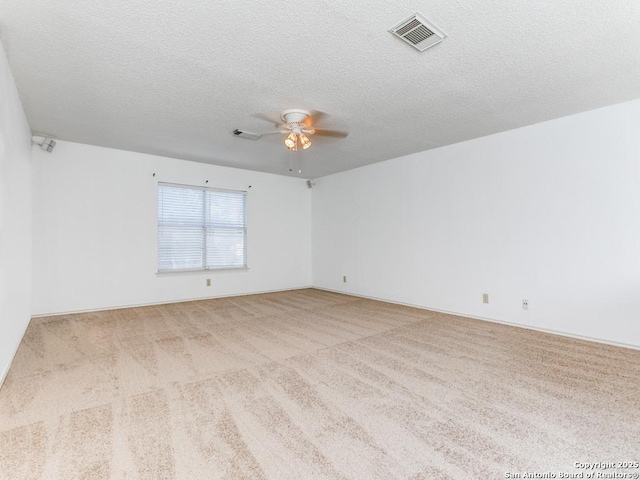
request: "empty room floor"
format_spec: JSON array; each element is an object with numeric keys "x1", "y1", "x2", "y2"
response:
[{"x1": 0, "y1": 289, "x2": 638, "y2": 479}]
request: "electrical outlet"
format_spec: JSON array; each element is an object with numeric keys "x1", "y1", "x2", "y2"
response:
[
  {"x1": 522, "y1": 299, "x2": 529, "y2": 310},
  {"x1": 482, "y1": 293, "x2": 489, "y2": 304},
  {"x1": 343, "y1": 275, "x2": 347, "y2": 283},
  {"x1": 206, "y1": 278, "x2": 211, "y2": 287}
]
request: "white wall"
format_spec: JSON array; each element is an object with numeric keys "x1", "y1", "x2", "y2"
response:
[
  {"x1": 313, "y1": 99, "x2": 640, "y2": 348},
  {"x1": 32, "y1": 141, "x2": 311, "y2": 315},
  {"x1": 0, "y1": 41, "x2": 33, "y2": 386}
]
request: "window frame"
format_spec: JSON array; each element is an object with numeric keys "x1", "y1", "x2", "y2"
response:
[{"x1": 157, "y1": 182, "x2": 247, "y2": 273}]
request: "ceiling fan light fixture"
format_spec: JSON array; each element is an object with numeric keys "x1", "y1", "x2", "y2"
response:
[
  {"x1": 284, "y1": 131, "x2": 297, "y2": 150},
  {"x1": 299, "y1": 133, "x2": 312, "y2": 150}
]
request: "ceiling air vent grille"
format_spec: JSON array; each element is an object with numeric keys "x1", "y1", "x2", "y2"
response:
[{"x1": 389, "y1": 13, "x2": 446, "y2": 52}]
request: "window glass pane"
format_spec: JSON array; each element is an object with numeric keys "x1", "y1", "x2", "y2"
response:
[
  {"x1": 206, "y1": 228, "x2": 246, "y2": 268},
  {"x1": 206, "y1": 191, "x2": 245, "y2": 228},
  {"x1": 158, "y1": 225, "x2": 204, "y2": 271},
  {"x1": 158, "y1": 186, "x2": 204, "y2": 225}
]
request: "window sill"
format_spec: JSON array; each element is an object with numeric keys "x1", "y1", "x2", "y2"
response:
[{"x1": 156, "y1": 267, "x2": 249, "y2": 276}]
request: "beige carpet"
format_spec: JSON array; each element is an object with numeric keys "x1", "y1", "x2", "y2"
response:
[{"x1": 1, "y1": 289, "x2": 639, "y2": 480}]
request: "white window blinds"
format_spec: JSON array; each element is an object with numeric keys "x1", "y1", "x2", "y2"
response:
[{"x1": 158, "y1": 183, "x2": 246, "y2": 272}]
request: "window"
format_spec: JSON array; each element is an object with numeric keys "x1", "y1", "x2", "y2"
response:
[{"x1": 157, "y1": 183, "x2": 246, "y2": 272}]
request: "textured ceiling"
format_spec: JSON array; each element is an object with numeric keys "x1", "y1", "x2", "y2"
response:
[{"x1": 1, "y1": 1, "x2": 639, "y2": 179}]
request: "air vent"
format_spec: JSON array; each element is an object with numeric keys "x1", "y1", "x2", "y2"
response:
[
  {"x1": 232, "y1": 129, "x2": 262, "y2": 140},
  {"x1": 389, "y1": 13, "x2": 446, "y2": 52}
]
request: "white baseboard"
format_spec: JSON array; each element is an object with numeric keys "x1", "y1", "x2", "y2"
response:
[
  {"x1": 0, "y1": 364, "x2": 9, "y2": 391},
  {"x1": 0, "y1": 319, "x2": 32, "y2": 390},
  {"x1": 31, "y1": 286, "x2": 314, "y2": 318},
  {"x1": 313, "y1": 287, "x2": 640, "y2": 351}
]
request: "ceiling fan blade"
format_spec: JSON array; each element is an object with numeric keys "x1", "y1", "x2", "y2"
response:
[
  {"x1": 261, "y1": 130, "x2": 288, "y2": 136},
  {"x1": 312, "y1": 128, "x2": 349, "y2": 138},
  {"x1": 251, "y1": 113, "x2": 283, "y2": 126},
  {"x1": 306, "y1": 109, "x2": 327, "y2": 127}
]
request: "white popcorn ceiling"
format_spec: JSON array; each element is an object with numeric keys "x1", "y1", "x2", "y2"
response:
[{"x1": 0, "y1": 0, "x2": 639, "y2": 179}]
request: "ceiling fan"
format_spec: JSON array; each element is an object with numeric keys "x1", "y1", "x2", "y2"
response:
[{"x1": 253, "y1": 109, "x2": 348, "y2": 151}]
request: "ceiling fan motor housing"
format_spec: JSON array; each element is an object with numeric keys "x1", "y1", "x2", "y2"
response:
[{"x1": 281, "y1": 109, "x2": 311, "y2": 125}]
